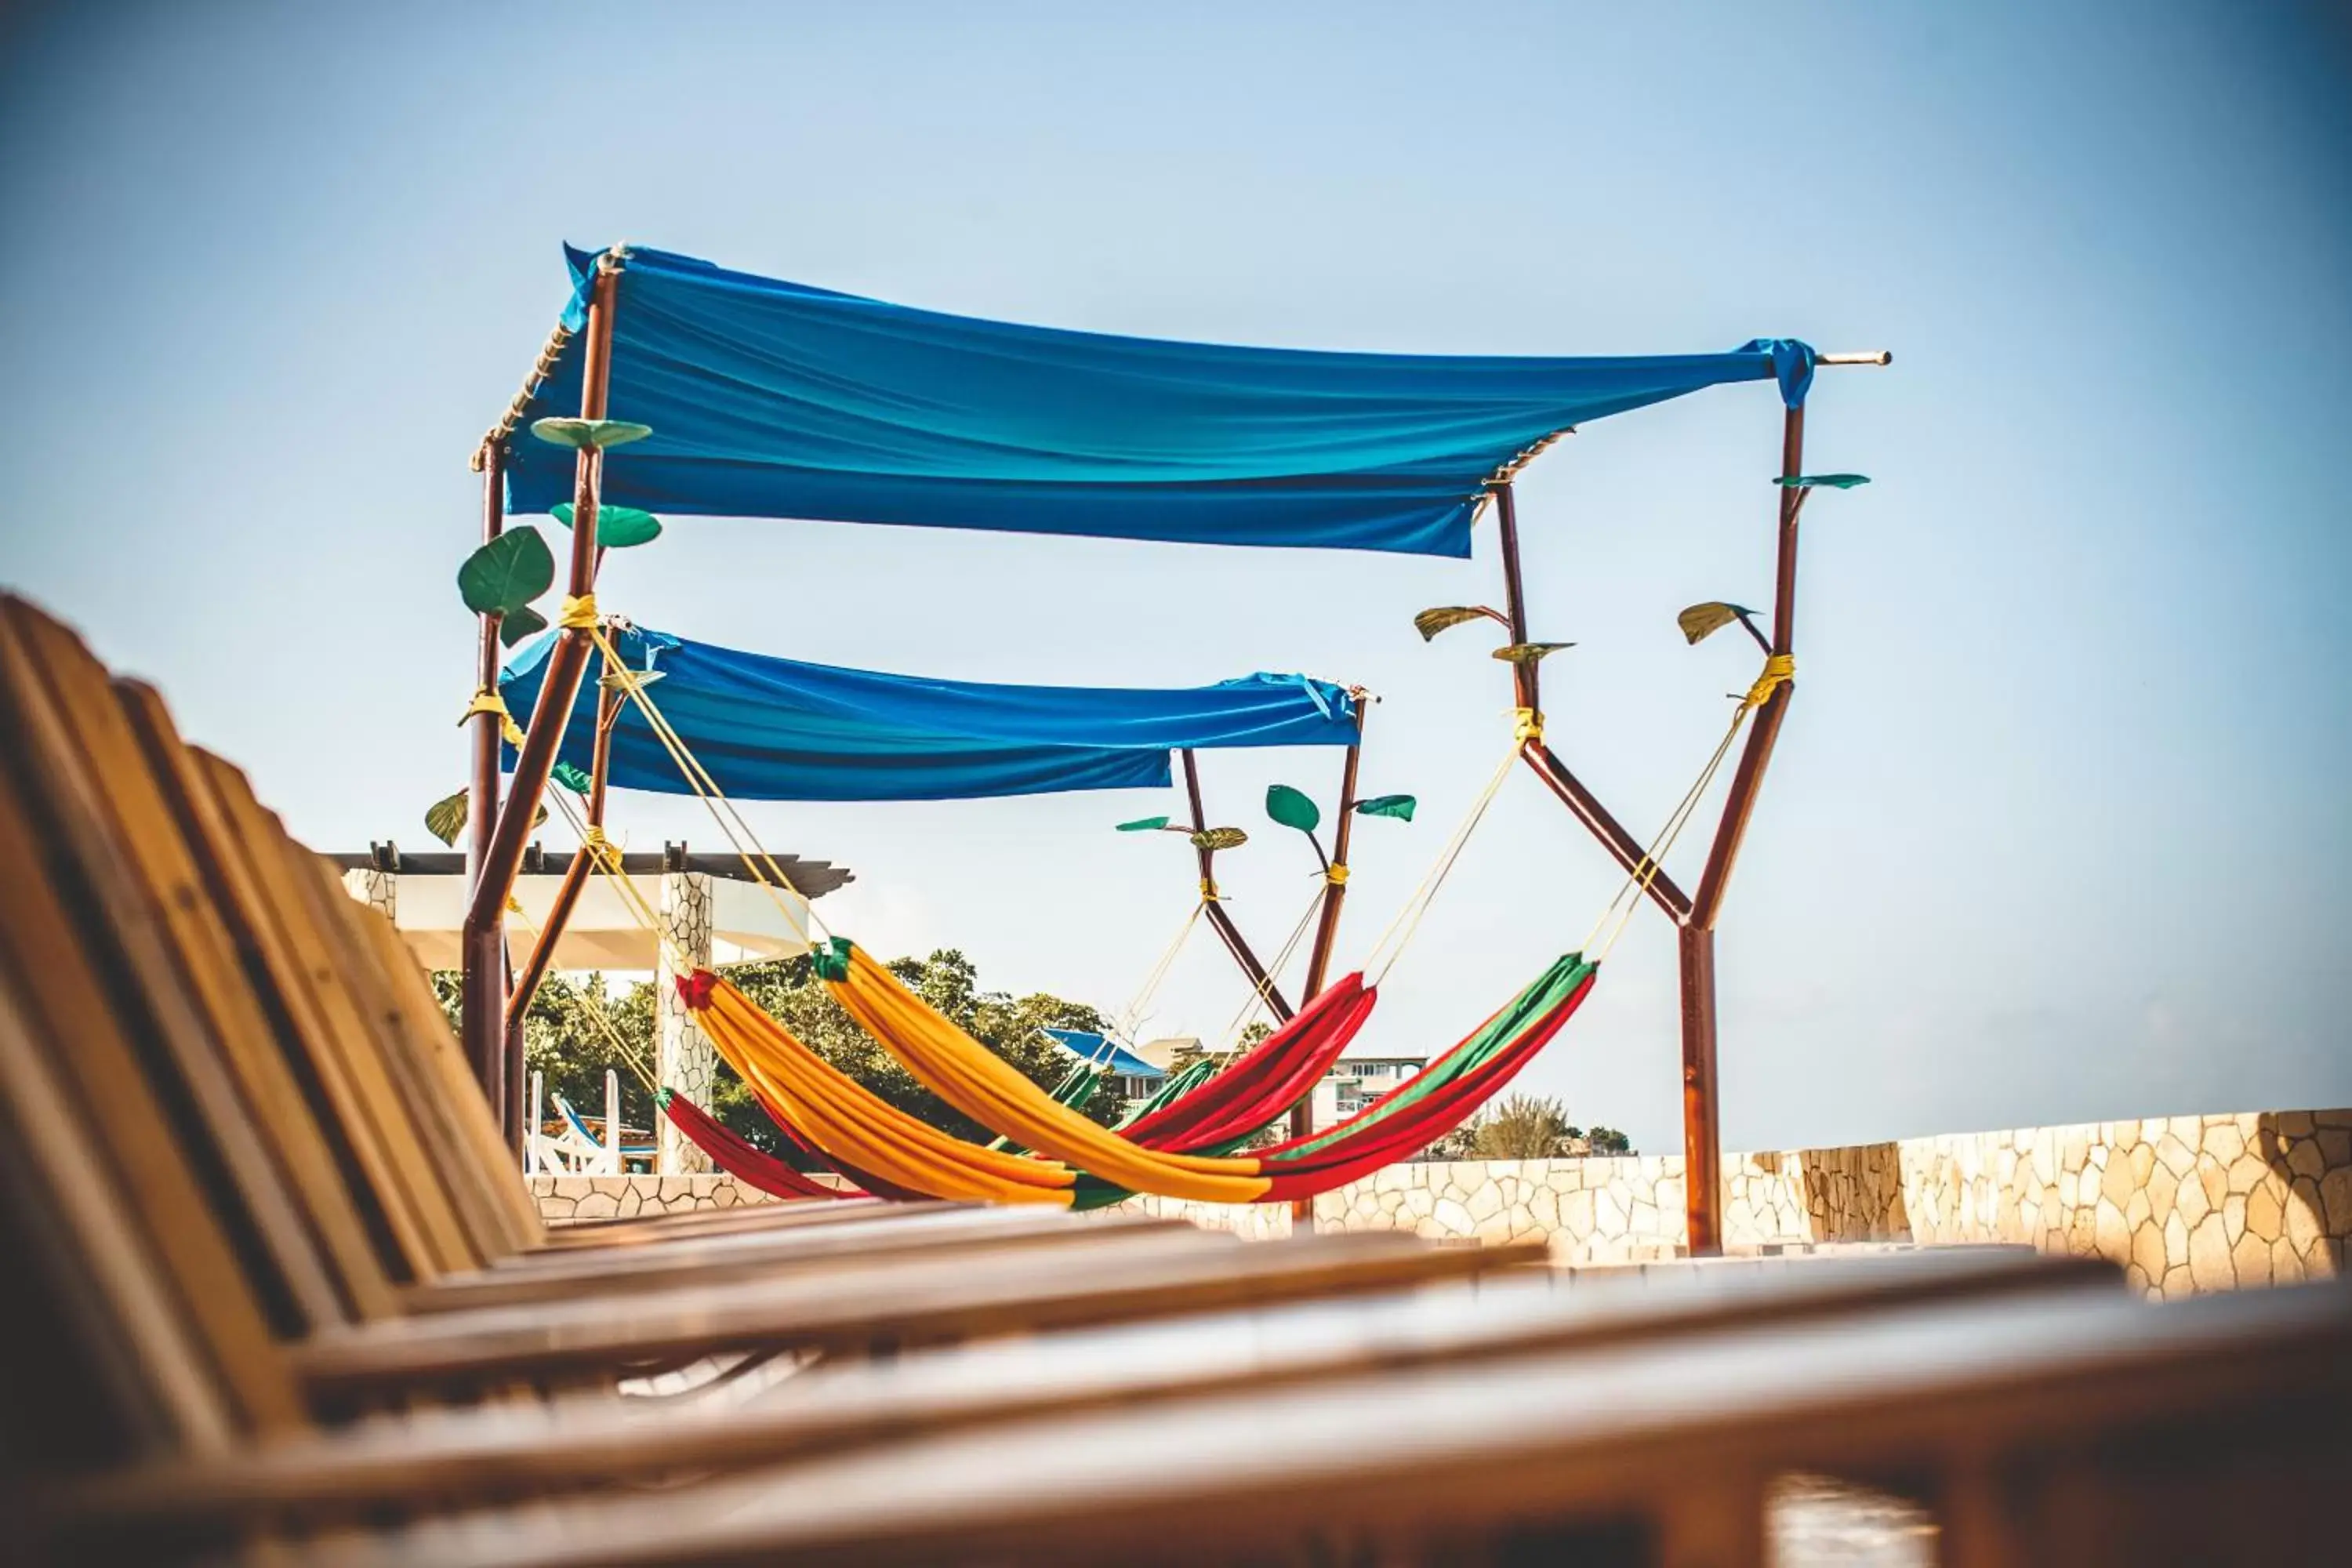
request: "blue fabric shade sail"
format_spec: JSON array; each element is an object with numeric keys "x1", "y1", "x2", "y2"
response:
[
  {"x1": 499, "y1": 624, "x2": 1359, "y2": 804},
  {"x1": 499, "y1": 244, "x2": 1816, "y2": 558},
  {"x1": 1044, "y1": 1029, "x2": 1167, "y2": 1082}
]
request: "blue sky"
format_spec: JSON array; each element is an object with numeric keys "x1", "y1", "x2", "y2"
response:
[{"x1": 2, "y1": 2, "x2": 2346, "y2": 1154}]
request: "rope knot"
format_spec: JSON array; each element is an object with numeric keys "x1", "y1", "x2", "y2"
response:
[
  {"x1": 557, "y1": 594, "x2": 600, "y2": 630},
  {"x1": 1512, "y1": 706, "x2": 1544, "y2": 744},
  {"x1": 459, "y1": 688, "x2": 528, "y2": 749},
  {"x1": 673, "y1": 970, "x2": 717, "y2": 1011},
  {"x1": 1324, "y1": 864, "x2": 1350, "y2": 886},
  {"x1": 1741, "y1": 653, "x2": 1796, "y2": 710},
  {"x1": 1199, "y1": 879, "x2": 1221, "y2": 902}
]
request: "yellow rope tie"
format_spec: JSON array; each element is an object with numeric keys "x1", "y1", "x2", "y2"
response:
[
  {"x1": 459, "y1": 688, "x2": 528, "y2": 749},
  {"x1": 1741, "y1": 653, "x2": 1796, "y2": 710},
  {"x1": 1513, "y1": 706, "x2": 1544, "y2": 744},
  {"x1": 1325, "y1": 863, "x2": 1350, "y2": 886},
  {"x1": 506, "y1": 894, "x2": 525, "y2": 917},
  {"x1": 1200, "y1": 878, "x2": 1221, "y2": 901},
  {"x1": 557, "y1": 594, "x2": 600, "y2": 630}
]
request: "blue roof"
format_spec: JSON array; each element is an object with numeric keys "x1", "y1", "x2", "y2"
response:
[
  {"x1": 499, "y1": 243, "x2": 1816, "y2": 558},
  {"x1": 501, "y1": 623, "x2": 1356, "y2": 804},
  {"x1": 1044, "y1": 1028, "x2": 1167, "y2": 1080}
]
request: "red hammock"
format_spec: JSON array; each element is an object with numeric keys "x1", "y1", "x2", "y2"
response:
[
  {"x1": 1120, "y1": 972, "x2": 1378, "y2": 1150},
  {"x1": 659, "y1": 1089, "x2": 867, "y2": 1202}
]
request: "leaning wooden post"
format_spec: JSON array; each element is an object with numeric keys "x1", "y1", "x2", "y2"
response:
[
  {"x1": 1181, "y1": 749, "x2": 1293, "y2": 1022},
  {"x1": 1679, "y1": 398, "x2": 1808, "y2": 1255},
  {"x1": 460, "y1": 442, "x2": 510, "y2": 1128},
  {"x1": 462, "y1": 256, "x2": 623, "y2": 1146},
  {"x1": 507, "y1": 672, "x2": 622, "y2": 1024},
  {"x1": 1290, "y1": 706, "x2": 1363, "y2": 1225}
]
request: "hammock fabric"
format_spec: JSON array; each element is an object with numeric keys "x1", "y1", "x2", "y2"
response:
[
  {"x1": 800, "y1": 938, "x2": 1599, "y2": 1207},
  {"x1": 665, "y1": 950, "x2": 1592, "y2": 1209},
  {"x1": 658, "y1": 1089, "x2": 855, "y2": 1202},
  {"x1": 503, "y1": 243, "x2": 1817, "y2": 557},
  {"x1": 690, "y1": 972, "x2": 1080, "y2": 1205}
]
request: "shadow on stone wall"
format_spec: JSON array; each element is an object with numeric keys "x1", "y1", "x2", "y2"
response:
[{"x1": 2255, "y1": 1111, "x2": 2351, "y2": 1289}]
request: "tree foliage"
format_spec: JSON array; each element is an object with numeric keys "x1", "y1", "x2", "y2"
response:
[
  {"x1": 431, "y1": 949, "x2": 1129, "y2": 1160},
  {"x1": 1413, "y1": 1093, "x2": 1632, "y2": 1161}
]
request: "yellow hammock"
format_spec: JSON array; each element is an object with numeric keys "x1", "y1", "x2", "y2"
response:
[
  {"x1": 817, "y1": 942, "x2": 1272, "y2": 1203},
  {"x1": 691, "y1": 976, "x2": 1083, "y2": 1205}
]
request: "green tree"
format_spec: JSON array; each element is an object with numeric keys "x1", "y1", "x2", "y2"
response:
[{"x1": 1413, "y1": 1093, "x2": 1628, "y2": 1162}]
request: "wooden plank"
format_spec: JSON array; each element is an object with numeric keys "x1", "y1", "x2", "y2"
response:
[
  {"x1": 280, "y1": 1280, "x2": 2352, "y2": 1568},
  {"x1": 0, "y1": 615, "x2": 304, "y2": 1433},
  {"x1": 64, "y1": 1250, "x2": 2107, "y2": 1526},
  {"x1": 296, "y1": 1232, "x2": 1546, "y2": 1392}
]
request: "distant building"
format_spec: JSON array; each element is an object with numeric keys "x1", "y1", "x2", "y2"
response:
[
  {"x1": 1044, "y1": 1029, "x2": 1167, "y2": 1102},
  {"x1": 1309, "y1": 1053, "x2": 1430, "y2": 1131}
]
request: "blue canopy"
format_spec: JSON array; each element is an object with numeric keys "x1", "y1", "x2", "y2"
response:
[
  {"x1": 499, "y1": 624, "x2": 1358, "y2": 804},
  {"x1": 497, "y1": 244, "x2": 1815, "y2": 558}
]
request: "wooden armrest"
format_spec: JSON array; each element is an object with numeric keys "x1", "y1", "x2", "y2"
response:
[
  {"x1": 531, "y1": 1195, "x2": 929, "y2": 1247},
  {"x1": 55, "y1": 1248, "x2": 2108, "y2": 1529},
  {"x1": 417, "y1": 1209, "x2": 1183, "y2": 1311},
  {"x1": 299, "y1": 1232, "x2": 1544, "y2": 1393},
  {"x1": 287, "y1": 1279, "x2": 2352, "y2": 1568}
]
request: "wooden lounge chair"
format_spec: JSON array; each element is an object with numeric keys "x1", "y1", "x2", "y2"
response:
[
  {"x1": 0, "y1": 596, "x2": 1535, "y2": 1347},
  {"x1": 9, "y1": 591, "x2": 2343, "y2": 1566}
]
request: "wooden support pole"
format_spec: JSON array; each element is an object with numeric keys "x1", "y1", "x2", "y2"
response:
[
  {"x1": 506, "y1": 675, "x2": 621, "y2": 1024},
  {"x1": 1675, "y1": 400, "x2": 1808, "y2": 1254},
  {"x1": 1493, "y1": 481, "x2": 1539, "y2": 714},
  {"x1": 462, "y1": 260, "x2": 620, "y2": 1140},
  {"x1": 1181, "y1": 749, "x2": 1293, "y2": 1023},
  {"x1": 1487, "y1": 383, "x2": 1815, "y2": 1258},
  {"x1": 459, "y1": 441, "x2": 510, "y2": 1133},
  {"x1": 1292, "y1": 707, "x2": 1364, "y2": 1222}
]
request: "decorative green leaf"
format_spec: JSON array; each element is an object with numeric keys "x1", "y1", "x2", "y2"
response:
[
  {"x1": 550, "y1": 502, "x2": 663, "y2": 549},
  {"x1": 552, "y1": 761, "x2": 593, "y2": 796},
  {"x1": 424, "y1": 789, "x2": 469, "y2": 847},
  {"x1": 1190, "y1": 826, "x2": 1249, "y2": 851},
  {"x1": 423, "y1": 788, "x2": 544, "y2": 848},
  {"x1": 1354, "y1": 793, "x2": 1417, "y2": 822},
  {"x1": 1492, "y1": 641, "x2": 1574, "y2": 664},
  {"x1": 1414, "y1": 605, "x2": 1500, "y2": 642},
  {"x1": 530, "y1": 417, "x2": 654, "y2": 451},
  {"x1": 1774, "y1": 473, "x2": 1871, "y2": 489},
  {"x1": 1676, "y1": 602, "x2": 1755, "y2": 646},
  {"x1": 457, "y1": 526, "x2": 555, "y2": 618},
  {"x1": 1265, "y1": 783, "x2": 1321, "y2": 835},
  {"x1": 498, "y1": 604, "x2": 549, "y2": 648},
  {"x1": 1115, "y1": 815, "x2": 1172, "y2": 833}
]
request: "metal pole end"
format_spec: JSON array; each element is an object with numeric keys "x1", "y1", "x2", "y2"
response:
[{"x1": 1818, "y1": 350, "x2": 1893, "y2": 367}]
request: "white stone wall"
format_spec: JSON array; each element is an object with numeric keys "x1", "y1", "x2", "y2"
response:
[
  {"x1": 531, "y1": 1173, "x2": 786, "y2": 1224},
  {"x1": 342, "y1": 866, "x2": 397, "y2": 921},
  {"x1": 524, "y1": 1107, "x2": 2352, "y2": 1296},
  {"x1": 1899, "y1": 1110, "x2": 2351, "y2": 1298},
  {"x1": 656, "y1": 869, "x2": 717, "y2": 1174},
  {"x1": 1111, "y1": 1106, "x2": 2352, "y2": 1293}
]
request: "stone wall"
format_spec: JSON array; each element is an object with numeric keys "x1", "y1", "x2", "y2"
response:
[
  {"x1": 531, "y1": 1173, "x2": 788, "y2": 1224},
  {"x1": 1119, "y1": 1107, "x2": 2352, "y2": 1294},
  {"x1": 524, "y1": 1107, "x2": 2352, "y2": 1297},
  {"x1": 1898, "y1": 1111, "x2": 2350, "y2": 1296}
]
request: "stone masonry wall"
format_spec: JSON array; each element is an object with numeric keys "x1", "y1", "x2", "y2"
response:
[
  {"x1": 1120, "y1": 1107, "x2": 2352, "y2": 1295},
  {"x1": 525, "y1": 1107, "x2": 2352, "y2": 1297}
]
